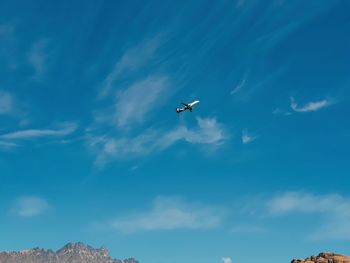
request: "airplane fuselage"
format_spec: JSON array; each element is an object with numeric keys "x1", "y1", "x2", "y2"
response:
[
  {"x1": 188, "y1": 100, "x2": 200, "y2": 108},
  {"x1": 176, "y1": 100, "x2": 200, "y2": 113}
]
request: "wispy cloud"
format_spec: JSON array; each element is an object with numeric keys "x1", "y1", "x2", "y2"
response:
[
  {"x1": 0, "y1": 91, "x2": 14, "y2": 115},
  {"x1": 272, "y1": 108, "x2": 291, "y2": 116},
  {"x1": 0, "y1": 141, "x2": 17, "y2": 150},
  {"x1": 0, "y1": 90, "x2": 29, "y2": 120},
  {"x1": 241, "y1": 130, "x2": 257, "y2": 144},
  {"x1": 267, "y1": 192, "x2": 350, "y2": 240},
  {"x1": 110, "y1": 196, "x2": 223, "y2": 233},
  {"x1": 222, "y1": 257, "x2": 232, "y2": 263},
  {"x1": 88, "y1": 117, "x2": 227, "y2": 166},
  {"x1": 113, "y1": 75, "x2": 171, "y2": 128},
  {"x1": 254, "y1": 1, "x2": 339, "y2": 51},
  {"x1": 231, "y1": 73, "x2": 247, "y2": 95},
  {"x1": 179, "y1": 117, "x2": 227, "y2": 145},
  {"x1": 231, "y1": 66, "x2": 286, "y2": 102},
  {"x1": 0, "y1": 122, "x2": 77, "y2": 140},
  {"x1": 27, "y1": 38, "x2": 50, "y2": 80},
  {"x1": 12, "y1": 196, "x2": 50, "y2": 217},
  {"x1": 100, "y1": 36, "x2": 161, "y2": 97},
  {"x1": 290, "y1": 97, "x2": 332, "y2": 112}
]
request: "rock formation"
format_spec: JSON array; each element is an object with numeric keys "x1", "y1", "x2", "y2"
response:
[{"x1": 291, "y1": 252, "x2": 350, "y2": 263}]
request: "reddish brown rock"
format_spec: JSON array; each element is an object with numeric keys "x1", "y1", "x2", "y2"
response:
[{"x1": 291, "y1": 252, "x2": 350, "y2": 263}]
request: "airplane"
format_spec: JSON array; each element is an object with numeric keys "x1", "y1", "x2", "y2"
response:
[{"x1": 176, "y1": 100, "x2": 200, "y2": 113}]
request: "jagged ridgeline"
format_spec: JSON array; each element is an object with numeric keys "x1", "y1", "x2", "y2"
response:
[
  {"x1": 0, "y1": 242, "x2": 138, "y2": 263},
  {"x1": 291, "y1": 252, "x2": 350, "y2": 263}
]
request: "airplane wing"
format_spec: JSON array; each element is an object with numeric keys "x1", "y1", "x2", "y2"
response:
[{"x1": 181, "y1": 102, "x2": 189, "y2": 107}]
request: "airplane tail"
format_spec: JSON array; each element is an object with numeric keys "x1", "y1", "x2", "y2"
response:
[{"x1": 176, "y1": 108, "x2": 183, "y2": 113}]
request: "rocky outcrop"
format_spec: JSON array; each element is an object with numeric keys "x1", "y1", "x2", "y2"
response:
[
  {"x1": 0, "y1": 242, "x2": 138, "y2": 263},
  {"x1": 291, "y1": 252, "x2": 350, "y2": 263}
]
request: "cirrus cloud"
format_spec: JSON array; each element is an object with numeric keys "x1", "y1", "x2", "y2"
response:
[
  {"x1": 267, "y1": 192, "x2": 350, "y2": 240},
  {"x1": 100, "y1": 36, "x2": 162, "y2": 98},
  {"x1": 88, "y1": 116, "x2": 227, "y2": 166},
  {"x1": 12, "y1": 196, "x2": 50, "y2": 217},
  {"x1": 0, "y1": 122, "x2": 77, "y2": 140},
  {"x1": 113, "y1": 76, "x2": 171, "y2": 128},
  {"x1": 242, "y1": 130, "x2": 257, "y2": 144},
  {"x1": 290, "y1": 97, "x2": 332, "y2": 113},
  {"x1": 110, "y1": 196, "x2": 224, "y2": 233},
  {"x1": 222, "y1": 257, "x2": 232, "y2": 263},
  {"x1": 0, "y1": 91, "x2": 14, "y2": 115}
]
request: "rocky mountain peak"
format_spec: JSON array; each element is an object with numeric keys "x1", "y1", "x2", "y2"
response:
[
  {"x1": 0, "y1": 243, "x2": 138, "y2": 263},
  {"x1": 291, "y1": 252, "x2": 350, "y2": 263},
  {"x1": 56, "y1": 242, "x2": 100, "y2": 254}
]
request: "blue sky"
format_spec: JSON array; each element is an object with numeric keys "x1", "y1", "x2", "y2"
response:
[{"x1": 1, "y1": 0, "x2": 350, "y2": 262}]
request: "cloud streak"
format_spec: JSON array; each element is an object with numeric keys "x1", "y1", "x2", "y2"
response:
[
  {"x1": 110, "y1": 196, "x2": 223, "y2": 233},
  {"x1": 253, "y1": 1, "x2": 340, "y2": 52},
  {"x1": 88, "y1": 117, "x2": 227, "y2": 166},
  {"x1": 231, "y1": 73, "x2": 247, "y2": 95},
  {"x1": 100, "y1": 36, "x2": 161, "y2": 97},
  {"x1": 267, "y1": 192, "x2": 350, "y2": 240},
  {"x1": 0, "y1": 122, "x2": 77, "y2": 140},
  {"x1": 272, "y1": 108, "x2": 291, "y2": 116},
  {"x1": 0, "y1": 141, "x2": 17, "y2": 150},
  {"x1": 222, "y1": 257, "x2": 232, "y2": 263},
  {"x1": 113, "y1": 76, "x2": 171, "y2": 128},
  {"x1": 27, "y1": 38, "x2": 50, "y2": 80},
  {"x1": 242, "y1": 130, "x2": 257, "y2": 144},
  {"x1": 0, "y1": 91, "x2": 14, "y2": 115},
  {"x1": 290, "y1": 97, "x2": 332, "y2": 112},
  {"x1": 12, "y1": 196, "x2": 50, "y2": 217}
]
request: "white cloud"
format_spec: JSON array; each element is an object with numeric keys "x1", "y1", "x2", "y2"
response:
[
  {"x1": 182, "y1": 117, "x2": 227, "y2": 145},
  {"x1": 100, "y1": 36, "x2": 161, "y2": 97},
  {"x1": 113, "y1": 76, "x2": 171, "y2": 128},
  {"x1": 12, "y1": 196, "x2": 50, "y2": 217},
  {"x1": 231, "y1": 73, "x2": 247, "y2": 95},
  {"x1": 222, "y1": 257, "x2": 232, "y2": 263},
  {"x1": 27, "y1": 38, "x2": 50, "y2": 79},
  {"x1": 241, "y1": 130, "x2": 257, "y2": 144},
  {"x1": 110, "y1": 196, "x2": 223, "y2": 233},
  {"x1": 0, "y1": 141, "x2": 17, "y2": 150},
  {"x1": 0, "y1": 122, "x2": 77, "y2": 140},
  {"x1": 88, "y1": 117, "x2": 227, "y2": 166},
  {"x1": 0, "y1": 91, "x2": 14, "y2": 115},
  {"x1": 290, "y1": 97, "x2": 332, "y2": 113},
  {"x1": 267, "y1": 192, "x2": 350, "y2": 240},
  {"x1": 272, "y1": 108, "x2": 291, "y2": 116}
]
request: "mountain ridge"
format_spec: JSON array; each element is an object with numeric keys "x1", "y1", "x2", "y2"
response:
[
  {"x1": 0, "y1": 242, "x2": 138, "y2": 263},
  {"x1": 291, "y1": 252, "x2": 350, "y2": 263},
  {"x1": 2, "y1": 244, "x2": 349, "y2": 263}
]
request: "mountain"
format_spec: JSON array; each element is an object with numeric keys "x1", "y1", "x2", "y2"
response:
[
  {"x1": 0, "y1": 242, "x2": 138, "y2": 263},
  {"x1": 291, "y1": 252, "x2": 350, "y2": 263},
  {"x1": 2, "y1": 245, "x2": 349, "y2": 263}
]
